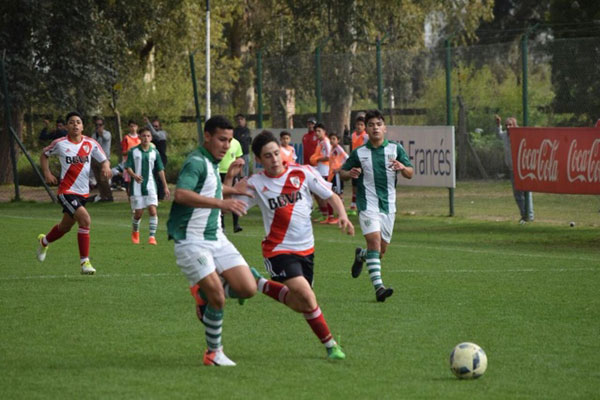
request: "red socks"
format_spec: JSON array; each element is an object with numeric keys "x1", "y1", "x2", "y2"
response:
[
  {"x1": 45, "y1": 224, "x2": 66, "y2": 244},
  {"x1": 77, "y1": 227, "x2": 90, "y2": 260},
  {"x1": 303, "y1": 306, "x2": 333, "y2": 344},
  {"x1": 259, "y1": 279, "x2": 289, "y2": 304}
]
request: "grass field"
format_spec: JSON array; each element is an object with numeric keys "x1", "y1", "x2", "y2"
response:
[{"x1": 1, "y1": 181, "x2": 599, "y2": 399}]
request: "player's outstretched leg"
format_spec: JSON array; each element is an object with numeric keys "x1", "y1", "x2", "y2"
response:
[
  {"x1": 190, "y1": 284, "x2": 207, "y2": 323},
  {"x1": 250, "y1": 267, "x2": 289, "y2": 304},
  {"x1": 351, "y1": 247, "x2": 366, "y2": 278},
  {"x1": 148, "y1": 215, "x2": 158, "y2": 245}
]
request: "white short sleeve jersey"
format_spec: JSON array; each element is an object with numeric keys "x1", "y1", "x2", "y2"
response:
[
  {"x1": 316, "y1": 137, "x2": 331, "y2": 176},
  {"x1": 243, "y1": 165, "x2": 333, "y2": 258},
  {"x1": 43, "y1": 136, "x2": 107, "y2": 197}
]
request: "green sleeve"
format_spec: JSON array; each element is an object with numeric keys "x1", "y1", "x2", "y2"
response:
[
  {"x1": 395, "y1": 143, "x2": 413, "y2": 168},
  {"x1": 176, "y1": 154, "x2": 206, "y2": 190},
  {"x1": 342, "y1": 149, "x2": 360, "y2": 170},
  {"x1": 154, "y1": 149, "x2": 165, "y2": 171},
  {"x1": 124, "y1": 148, "x2": 135, "y2": 169}
]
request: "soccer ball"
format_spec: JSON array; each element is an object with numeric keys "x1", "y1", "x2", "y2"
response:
[{"x1": 449, "y1": 342, "x2": 487, "y2": 379}]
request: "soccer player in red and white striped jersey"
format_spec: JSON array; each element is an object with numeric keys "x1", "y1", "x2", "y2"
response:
[
  {"x1": 238, "y1": 130, "x2": 354, "y2": 360},
  {"x1": 37, "y1": 111, "x2": 112, "y2": 274}
]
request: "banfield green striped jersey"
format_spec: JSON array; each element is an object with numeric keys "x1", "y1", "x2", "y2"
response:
[
  {"x1": 342, "y1": 139, "x2": 412, "y2": 214},
  {"x1": 125, "y1": 145, "x2": 164, "y2": 197},
  {"x1": 167, "y1": 147, "x2": 224, "y2": 242}
]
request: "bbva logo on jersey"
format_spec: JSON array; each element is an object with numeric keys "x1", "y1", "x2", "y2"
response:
[{"x1": 267, "y1": 191, "x2": 303, "y2": 210}]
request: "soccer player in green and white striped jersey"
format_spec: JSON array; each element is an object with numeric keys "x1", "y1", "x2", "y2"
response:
[
  {"x1": 167, "y1": 116, "x2": 257, "y2": 366},
  {"x1": 125, "y1": 128, "x2": 170, "y2": 245},
  {"x1": 340, "y1": 110, "x2": 414, "y2": 302}
]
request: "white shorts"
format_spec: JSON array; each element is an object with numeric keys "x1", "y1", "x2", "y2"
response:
[
  {"x1": 130, "y1": 194, "x2": 158, "y2": 210},
  {"x1": 358, "y1": 210, "x2": 395, "y2": 243},
  {"x1": 174, "y1": 238, "x2": 248, "y2": 286}
]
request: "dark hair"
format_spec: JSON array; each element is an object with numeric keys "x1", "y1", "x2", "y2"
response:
[
  {"x1": 355, "y1": 116, "x2": 365, "y2": 124},
  {"x1": 252, "y1": 130, "x2": 279, "y2": 158},
  {"x1": 328, "y1": 132, "x2": 339, "y2": 140},
  {"x1": 56, "y1": 118, "x2": 66, "y2": 124},
  {"x1": 65, "y1": 112, "x2": 82, "y2": 123},
  {"x1": 128, "y1": 119, "x2": 137, "y2": 125},
  {"x1": 364, "y1": 109, "x2": 385, "y2": 124},
  {"x1": 138, "y1": 127, "x2": 151, "y2": 134},
  {"x1": 314, "y1": 122, "x2": 326, "y2": 132},
  {"x1": 204, "y1": 115, "x2": 234, "y2": 135},
  {"x1": 234, "y1": 113, "x2": 245, "y2": 119},
  {"x1": 280, "y1": 130, "x2": 291, "y2": 138}
]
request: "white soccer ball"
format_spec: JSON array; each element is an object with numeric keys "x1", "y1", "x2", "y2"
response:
[{"x1": 449, "y1": 342, "x2": 488, "y2": 379}]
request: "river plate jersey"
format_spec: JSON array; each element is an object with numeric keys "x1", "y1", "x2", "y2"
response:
[
  {"x1": 43, "y1": 136, "x2": 107, "y2": 197},
  {"x1": 241, "y1": 165, "x2": 333, "y2": 258},
  {"x1": 125, "y1": 145, "x2": 164, "y2": 196},
  {"x1": 342, "y1": 139, "x2": 412, "y2": 214},
  {"x1": 167, "y1": 147, "x2": 224, "y2": 242}
]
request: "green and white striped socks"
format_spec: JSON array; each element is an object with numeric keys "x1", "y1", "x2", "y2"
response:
[
  {"x1": 366, "y1": 250, "x2": 383, "y2": 289},
  {"x1": 202, "y1": 305, "x2": 224, "y2": 351}
]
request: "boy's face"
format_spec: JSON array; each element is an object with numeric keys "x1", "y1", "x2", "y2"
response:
[
  {"x1": 67, "y1": 116, "x2": 83, "y2": 136},
  {"x1": 307, "y1": 122, "x2": 315, "y2": 131},
  {"x1": 95, "y1": 120, "x2": 104, "y2": 132},
  {"x1": 140, "y1": 130, "x2": 152, "y2": 146},
  {"x1": 330, "y1": 136, "x2": 338, "y2": 146},
  {"x1": 280, "y1": 135, "x2": 291, "y2": 146},
  {"x1": 258, "y1": 141, "x2": 284, "y2": 176},
  {"x1": 355, "y1": 121, "x2": 365, "y2": 133},
  {"x1": 366, "y1": 117, "x2": 386, "y2": 142},
  {"x1": 204, "y1": 127, "x2": 233, "y2": 161},
  {"x1": 236, "y1": 116, "x2": 246, "y2": 127},
  {"x1": 315, "y1": 127, "x2": 326, "y2": 139},
  {"x1": 129, "y1": 123, "x2": 138, "y2": 134}
]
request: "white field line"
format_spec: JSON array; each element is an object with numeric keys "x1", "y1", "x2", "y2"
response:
[{"x1": 1, "y1": 213, "x2": 599, "y2": 264}]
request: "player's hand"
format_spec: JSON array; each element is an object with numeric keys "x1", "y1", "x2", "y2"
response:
[
  {"x1": 102, "y1": 166, "x2": 113, "y2": 180},
  {"x1": 348, "y1": 167, "x2": 362, "y2": 179},
  {"x1": 219, "y1": 198, "x2": 247, "y2": 216},
  {"x1": 338, "y1": 217, "x2": 355, "y2": 236},
  {"x1": 495, "y1": 114, "x2": 502, "y2": 126},
  {"x1": 163, "y1": 187, "x2": 171, "y2": 200},
  {"x1": 389, "y1": 160, "x2": 405, "y2": 171},
  {"x1": 233, "y1": 177, "x2": 254, "y2": 198},
  {"x1": 44, "y1": 171, "x2": 57, "y2": 185},
  {"x1": 143, "y1": 116, "x2": 149, "y2": 124},
  {"x1": 133, "y1": 174, "x2": 143, "y2": 183},
  {"x1": 226, "y1": 158, "x2": 245, "y2": 179}
]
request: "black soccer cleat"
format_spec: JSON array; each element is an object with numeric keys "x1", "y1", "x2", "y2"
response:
[
  {"x1": 351, "y1": 247, "x2": 364, "y2": 278},
  {"x1": 375, "y1": 286, "x2": 394, "y2": 302}
]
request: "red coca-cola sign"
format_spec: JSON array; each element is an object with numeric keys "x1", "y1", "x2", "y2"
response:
[{"x1": 510, "y1": 127, "x2": 600, "y2": 194}]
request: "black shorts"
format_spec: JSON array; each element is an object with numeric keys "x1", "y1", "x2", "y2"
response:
[
  {"x1": 58, "y1": 193, "x2": 87, "y2": 217},
  {"x1": 264, "y1": 253, "x2": 315, "y2": 286}
]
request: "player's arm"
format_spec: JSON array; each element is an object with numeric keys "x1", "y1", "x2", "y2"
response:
[
  {"x1": 390, "y1": 143, "x2": 414, "y2": 179},
  {"x1": 40, "y1": 152, "x2": 57, "y2": 185},
  {"x1": 174, "y1": 188, "x2": 247, "y2": 216},
  {"x1": 157, "y1": 170, "x2": 170, "y2": 199},
  {"x1": 101, "y1": 160, "x2": 113, "y2": 180},
  {"x1": 339, "y1": 150, "x2": 361, "y2": 180},
  {"x1": 326, "y1": 193, "x2": 354, "y2": 236},
  {"x1": 125, "y1": 167, "x2": 143, "y2": 183}
]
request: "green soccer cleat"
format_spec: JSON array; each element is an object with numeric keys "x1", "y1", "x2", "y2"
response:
[
  {"x1": 347, "y1": 209, "x2": 357, "y2": 216},
  {"x1": 327, "y1": 344, "x2": 346, "y2": 360},
  {"x1": 36, "y1": 234, "x2": 48, "y2": 262},
  {"x1": 250, "y1": 266, "x2": 264, "y2": 281}
]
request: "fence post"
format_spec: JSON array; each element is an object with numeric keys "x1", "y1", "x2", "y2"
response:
[
  {"x1": 189, "y1": 51, "x2": 203, "y2": 140},
  {"x1": 315, "y1": 46, "x2": 322, "y2": 122},
  {"x1": 0, "y1": 52, "x2": 20, "y2": 201},
  {"x1": 256, "y1": 50, "x2": 263, "y2": 129},
  {"x1": 377, "y1": 36, "x2": 383, "y2": 111},
  {"x1": 521, "y1": 26, "x2": 537, "y2": 220},
  {"x1": 445, "y1": 39, "x2": 454, "y2": 216}
]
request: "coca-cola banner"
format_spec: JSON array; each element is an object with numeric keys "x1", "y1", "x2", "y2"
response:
[{"x1": 509, "y1": 127, "x2": 600, "y2": 194}]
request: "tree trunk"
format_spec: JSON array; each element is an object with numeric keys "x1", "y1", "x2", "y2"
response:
[{"x1": 0, "y1": 107, "x2": 24, "y2": 184}]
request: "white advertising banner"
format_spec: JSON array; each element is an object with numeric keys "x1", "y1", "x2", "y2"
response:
[{"x1": 386, "y1": 126, "x2": 456, "y2": 188}]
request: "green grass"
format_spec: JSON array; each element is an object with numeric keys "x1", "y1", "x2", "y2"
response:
[{"x1": 1, "y1": 181, "x2": 599, "y2": 399}]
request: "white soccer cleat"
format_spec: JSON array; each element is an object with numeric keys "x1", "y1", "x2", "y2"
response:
[
  {"x1": 80, "y1": 260, "x2": 96, "y2": 275},
  {"x1": 203, "y1": 348, "x2": 236, "y2": 366},
  {"x1": 37, "y1": 234, "x2": 48, "y2": 262}
]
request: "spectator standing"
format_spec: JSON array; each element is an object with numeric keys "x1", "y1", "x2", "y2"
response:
[
  {"x1": 121, "y1": 120, "x2": 141, "y2": 197},
  {"x1": 309, "y1": 123, "x2": 334, "y2": 224},
  {"x1": 302, "y1": 117, "x2": 318, "y2": 165},
  {"x1": 349, "y1": 115, "x2": 368, "y2": 215},
  {"x1": 91, "y1": 117, "x2": 113, "y2": 202},
  {"x1": 39, "y1": 118, "x2": 67, "y2": 142},
  {"x1": 495, "y1": 114, "x2": 534, "y2": 224},
  {"x1": 279, "y1": 131, "x2": 297, "y2": 165},
  {"x1": 144, "y1": 116, "x2": 168, "y2": 200},
  {"x1": 218, "y1": 137, "x2": 244, "y2": 233},
  {"x1": 233, "y1": 114, "x2": 252, "y2": 177},
  {"x1": 327, "y1": 132, "x2": 349, "y2": 216}
]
